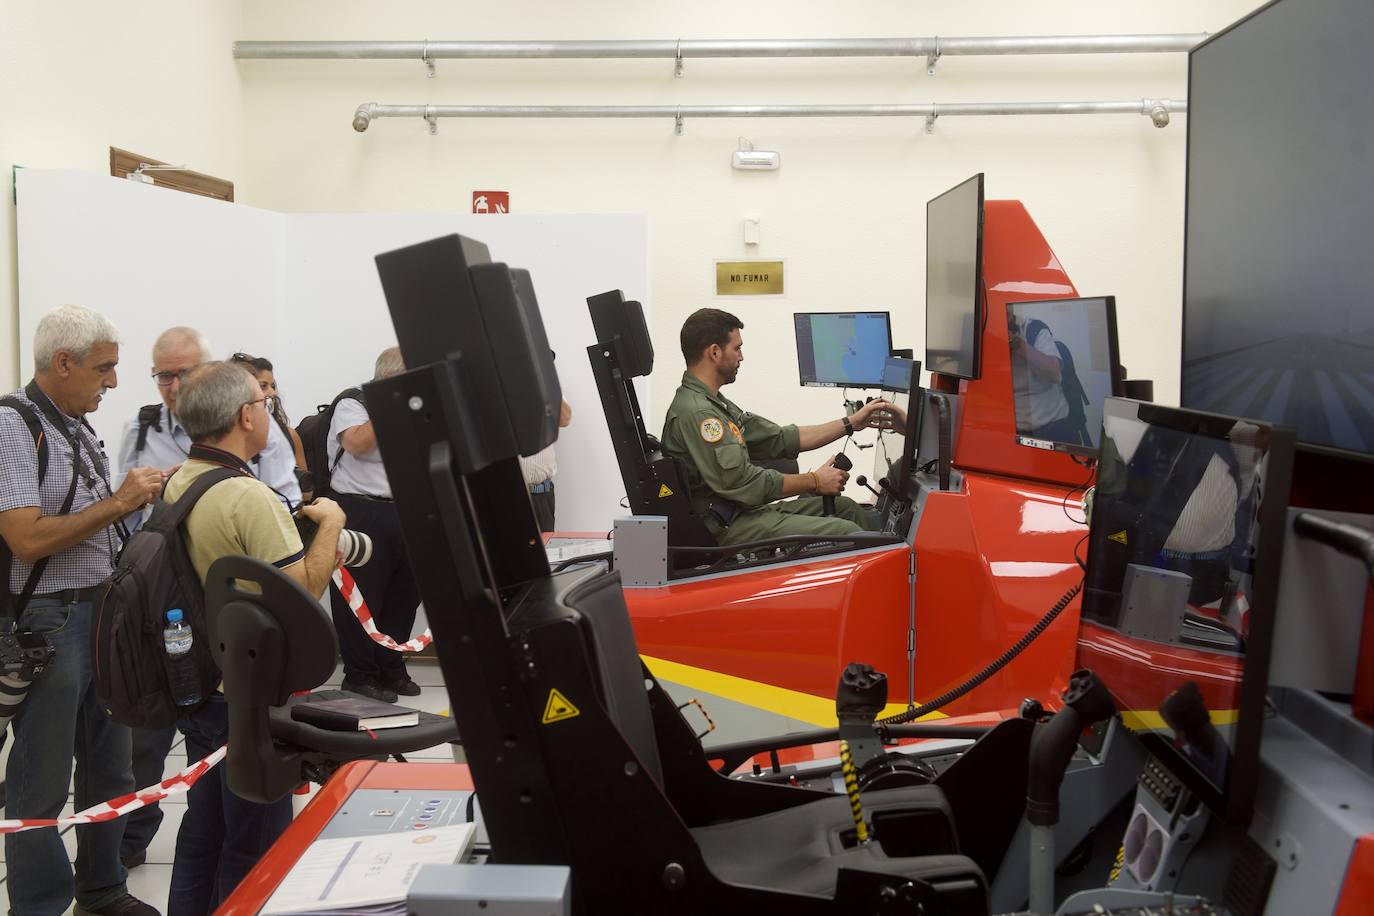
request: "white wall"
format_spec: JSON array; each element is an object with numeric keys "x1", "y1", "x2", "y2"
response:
[
  {"x1": 237, "y1": 0, "x2": 1262, "y2": 474},
  {"x1": 0, "y1": 1, "x2": 247, "y2": 389},
  {"x1": 16, "y1": 170, "x2": 646, "y2": 530}
]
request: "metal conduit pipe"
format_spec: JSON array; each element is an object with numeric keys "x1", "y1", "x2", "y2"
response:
[
  {"x1": 351, "y1": 99, "x2": 1186, "y2": 133},
  {"x1": 235, "y1": 34, "x2": 1204, "y2": 61}
]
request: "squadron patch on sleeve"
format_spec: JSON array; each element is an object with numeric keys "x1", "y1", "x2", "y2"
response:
[
  {"x1": 727, "y1": 421, "x2": 745, "y2": 445},
  {"x1": 699, "y1": 417, "x2": 725, "y2": 443}
]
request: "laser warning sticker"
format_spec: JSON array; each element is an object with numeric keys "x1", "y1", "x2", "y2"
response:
[
  {"x1": 1109, "y1": 530, "x2": 1128, "y2": 545},
  {"x1": 658, "y1": 484, "x2": 673, "y2": 498},
  {"x1": 542, "y1": 689, "x2": 580, "y2": 725}
]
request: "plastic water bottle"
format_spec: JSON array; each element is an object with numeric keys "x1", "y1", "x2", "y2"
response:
[{"x1": 163, "y1": 609, "x2": 201, "y2": 707}]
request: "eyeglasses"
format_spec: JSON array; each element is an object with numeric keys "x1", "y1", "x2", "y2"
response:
[
  {"x1": 244, "y1": 396, "x2": 278, "y2": 414},
  {"x1": 152, "y1": 368, "x2": 192, "y2": 387}
]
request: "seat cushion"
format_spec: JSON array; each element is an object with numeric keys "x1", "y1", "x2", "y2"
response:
[{"x1": 690, "y1": 787, "x2": 984, "y2": 899}]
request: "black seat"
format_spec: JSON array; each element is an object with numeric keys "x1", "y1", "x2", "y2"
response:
[
  {"x1": 205, "y1": 555, "x2": 460, "y2": 804},
  {"x1": 515, "y1": 563, "x2": 989, "y2": 911}
]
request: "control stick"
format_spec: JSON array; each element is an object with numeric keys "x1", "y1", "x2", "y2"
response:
[
  {"x1": 854, "y1": 475, "x2": 882, "y2": 500},
  {"x1": 822, "y1": 453, "x2": 853, "y2": 516},
  {"x1": 1027, "y1": 669, "x2": 1116, "y2": 916}
]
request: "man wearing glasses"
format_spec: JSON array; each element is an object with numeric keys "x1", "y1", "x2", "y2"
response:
[
  {"x1": 114, "y1": 327, "x2": 304, "y2": 871},
  {"x1": 115, "y1": 327, "x2": 301, "y2": 524}
]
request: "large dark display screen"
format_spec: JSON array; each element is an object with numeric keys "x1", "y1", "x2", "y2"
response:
[
  {"x1": 1083, "y1": 398, "x2": 1294, "y2": 824},
  {"x1": 1181, "y1": 0, "x2": 1374, "y2": 460},
  {"x1": 925, "y1": 174, "x2": 984, "y2": 380}
]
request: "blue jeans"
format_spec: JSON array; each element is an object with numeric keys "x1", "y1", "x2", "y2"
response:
[
  {"x1": 169, "y1": 698, "x2": 293, "y2": 916},
  {"x1": 5, "y1": 598, "x2": 133, "y2": 916},
  {"x1": 120, "y1": 723, "x2": 178, "y2": 859}
]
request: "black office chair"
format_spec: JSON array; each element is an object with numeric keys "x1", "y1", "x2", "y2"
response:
[{"x1": 205, "y1": 555, "x2": 460, "y2": 804}]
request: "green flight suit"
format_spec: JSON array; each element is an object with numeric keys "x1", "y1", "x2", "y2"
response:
[{"x1": 660, "y1": 372, "x2": 878, "y2": 546}]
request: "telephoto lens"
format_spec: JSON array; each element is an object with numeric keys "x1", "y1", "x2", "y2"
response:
[{"x1": 337, "y1": 529, "x2": 373, "y2": 567}]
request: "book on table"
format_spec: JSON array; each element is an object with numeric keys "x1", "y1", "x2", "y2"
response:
[{"x1": 290, "y1": 696, "x2": 420, "y2": 731}]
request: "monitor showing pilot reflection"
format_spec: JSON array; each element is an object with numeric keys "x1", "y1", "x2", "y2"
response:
[
  {"x1": 1081, "y1": 397, "x2": 1295, "y2": 825},
  {"x1": 1007, "y1": 296, "x2": 1121, "y2": 457},
  {"x1": 925, "y1": 173, "x2": 984, "y2": 380}
]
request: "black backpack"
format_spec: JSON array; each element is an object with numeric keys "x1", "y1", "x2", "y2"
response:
[
  {"x1": 1025, "y1": 319, "x2": 1091, "y2": 445},
  {"x1": 91, "y1": 468, "x2": 238, "y2": 728},
  {"x1": 133, "y1": 403, "x2": 163, "y2": 456},
  {"x1": 296, "y1": 387, "x2": 363, "y2": 498}
]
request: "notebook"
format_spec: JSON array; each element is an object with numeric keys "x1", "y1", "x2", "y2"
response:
[{"x1": 290, "y1": 696, "x2": 420, "y2": 731}]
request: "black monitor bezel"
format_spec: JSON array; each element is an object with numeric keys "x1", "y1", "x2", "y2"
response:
[
  {"x1": 792, "y1": 311, "x2": 895, "y2": 388},
  {"x1": 1006, "y1": 295, "x2": 1123, "y2": 459},
  {"x1": 1179, "y1": 0, "x2": 1374, "y2": 466},
  {"x1": 881, "y1": 355, "x2": 915, "y2": 394},
  {"x1": 1086, "y1": 396, "x2": 1296, "y2": 826},
  {"x1": 925, "y1": 173, "x2": 985, "y2": 381},
  {"x1": 875, "y1": 360, "x2": 924, "y2": 502}
]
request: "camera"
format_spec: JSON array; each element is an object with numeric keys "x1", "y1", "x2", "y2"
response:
[
  {"x1": 295, "y1": 514, "x2": 373, "y2": 568},
  {"x1": 0, "y1": 626, "x2": 55, "y2": 681}
]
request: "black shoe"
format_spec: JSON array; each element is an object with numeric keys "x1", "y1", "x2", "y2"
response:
[
  {"x1": 75, "y1": 893, "x2": 159, "y2": 916},
  {"x1": 120, "y1": 848, "x2": 147, "y2": 869},
  {"x1": 391, "y1": 676, "x2": 422, "y2": 697},
  {"x1": 342, "y1": 676, "x2": 398, "y2": 704}
]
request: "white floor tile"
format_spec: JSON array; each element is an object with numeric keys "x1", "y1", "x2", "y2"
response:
[
  {"x1": 143, "y1": 802, "x2": 184, "y2": 866},
  {"x1": 125, "y1": 862, "x2": 173, "y2": 914}
]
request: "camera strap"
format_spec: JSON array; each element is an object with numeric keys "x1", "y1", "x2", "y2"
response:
[{"x1": 9, "y1": 386, "x2": 85, "y2": 624}]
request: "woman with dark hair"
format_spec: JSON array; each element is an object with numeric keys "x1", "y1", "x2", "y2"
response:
[{"x1": 230, "y1": 352, "x2": 311, "y2": 496}]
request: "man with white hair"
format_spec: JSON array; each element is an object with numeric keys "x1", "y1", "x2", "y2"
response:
[
  {"x1": 325, "y1": 346, "x2": 421, "y2": 703},
  {"x1": 0, "y1": 305, "x2": 163, "y2": 916}
]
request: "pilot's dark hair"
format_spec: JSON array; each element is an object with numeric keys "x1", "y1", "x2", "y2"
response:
[{"x1": 680, "y1": 308, "x2": 744, "y2": 365}]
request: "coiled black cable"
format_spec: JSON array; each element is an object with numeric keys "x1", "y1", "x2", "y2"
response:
[
  {"x1": 878, "y1": 578, "x2": 1084, "y2": 727},
  {"x1": 932, "y1": 393, "x2": 952, "y2": 492}
]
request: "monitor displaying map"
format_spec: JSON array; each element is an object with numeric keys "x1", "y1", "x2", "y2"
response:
[{"x1": 794, "y1": 312, "x2": 894, "y2": 388}]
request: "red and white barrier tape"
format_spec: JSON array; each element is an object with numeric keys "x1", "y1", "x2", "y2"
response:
[
  {"x1": 333, "y1": 568, "x2": 433, "y2": 653},
  {"x1": 0, "y1": 745, "x2": 226, "y2": 834}
]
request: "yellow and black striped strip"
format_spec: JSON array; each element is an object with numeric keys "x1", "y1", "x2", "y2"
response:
[{"x1": 839, "y1": 739, "x2": 869, "y2": 845}]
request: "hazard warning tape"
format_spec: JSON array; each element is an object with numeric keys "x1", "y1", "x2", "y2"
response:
[
  {"x1": 333, "y1": 568, "x2": 433, "y2": 653},
  {"x1": 0, "y1": 745, "x2": 227, "y2": 834}
]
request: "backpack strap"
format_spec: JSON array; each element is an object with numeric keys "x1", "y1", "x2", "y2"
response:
[
  {"x1": 0, "y1": 398, "x2": 47, "y2": 485},
  {"x1": 164, "y1": 468, "x2": 244, "y2": 528},
  {"x1": 326, "y1": 387, "x2": 366, "y2": 473},
  {"x1": 135, "y1": 404, "x2": 164, "y2": 455}
]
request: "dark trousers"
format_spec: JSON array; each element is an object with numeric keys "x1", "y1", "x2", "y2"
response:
[
  {"x1": 120, "y1": 723, "x2": 178, "y2": 858},
  {"x1": 531, "y1": 482, "x2": 556, "y2": 534},
  {"x1": 328, "y1": 493, "x2": 420, "y2": 684},
  {"x1": 169, "y1": 699, "x2": 292, "y2": 916}
]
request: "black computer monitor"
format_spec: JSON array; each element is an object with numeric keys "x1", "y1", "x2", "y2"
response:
[
  {"x1": 872, "y1": 361, "x2": 924, "y2": 502},
  {"x1": 1007, "y1": 296, "x2": 1122, "y2": 457},
  {"x1": 588, "y1": 290, "x2": 654, "y2": 379},
  {"x1": 881, "y1": 356, "x2": 915, "y2": 393},
  {"x1": 925, "y1": 173, "x2": 985, "y2": 380},
  {"x1": 793, "y1": 312, "x2": 894, "y2": 388},
  {"x1": 1082, "y1": 397, "x2": 1295, "y2": 825},
  {"x1": 1181, "y1": 0, "x2": 1374, "y2": 462}
]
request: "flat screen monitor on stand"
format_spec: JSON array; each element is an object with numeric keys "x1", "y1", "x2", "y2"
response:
[
  {"x1": 793, "y1": 311, "x2": 894, "y2": 389},
  {"x1": 925, "y1": 173, "x2": 985, "y2": 381},
  {"x1": 1007, "y1": 296, "x2": 1122, "y2": 459},
  {"x1": 1081, "y1": 397, "x2": 1295, "y2": 825}
]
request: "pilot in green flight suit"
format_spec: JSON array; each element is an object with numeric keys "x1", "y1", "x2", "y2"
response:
[{"x1": 661, "y1": 308, "x2": 897, "y2": 546}]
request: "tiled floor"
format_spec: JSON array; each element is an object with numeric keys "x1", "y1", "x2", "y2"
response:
[{"x1": 0, "y1": 659, "x2": 454, "y2": 916}]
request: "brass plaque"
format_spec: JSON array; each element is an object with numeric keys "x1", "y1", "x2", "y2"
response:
[{"x1": 716, "y1": 260, "x2": 784, "y2": 296}]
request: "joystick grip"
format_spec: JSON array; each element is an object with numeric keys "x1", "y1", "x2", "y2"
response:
[{"x1": 822, "y1": 453, "x2": 854, "y2": 516}]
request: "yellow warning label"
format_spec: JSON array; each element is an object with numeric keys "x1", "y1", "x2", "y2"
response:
[
  {"x1": 542, "y1": 689, "x2": 580, "y2": 725},
  {"x1": 658, "y1": 484, "x2": 673, "y2": 498},
  {"x1": 1109, "y1": 530, "x2": 1128, "y2": 545}
]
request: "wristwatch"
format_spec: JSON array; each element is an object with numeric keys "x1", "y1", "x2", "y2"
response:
[{"x1": 842, "y1": 415, "x2": 855, "y2": 437}]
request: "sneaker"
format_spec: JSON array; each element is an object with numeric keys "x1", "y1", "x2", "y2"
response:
[
  {"x1": 120, "y1": 849, "x2": 147, "y2": 869},
  {"x1": 391, "y1": 676, "x2": 422, "y2": 697},
  {"x1": 342, "y1": 676, "x2": 398, "y2": 704},
  {"x1": 75, "y1": 893, "x2": 159, "y2": 916}
]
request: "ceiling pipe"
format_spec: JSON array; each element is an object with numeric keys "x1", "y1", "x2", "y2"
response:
[
  {"x1": 236, "y1": 34, "x2": 1204, "y2": 63},
  {"x1": 350, "y1": 99, "x2": 1186, "y2": 133}
]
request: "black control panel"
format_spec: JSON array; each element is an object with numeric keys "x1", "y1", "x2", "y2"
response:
[{"x1": 1139, "y1": 755, "x2": 1184, "y2": 812}]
